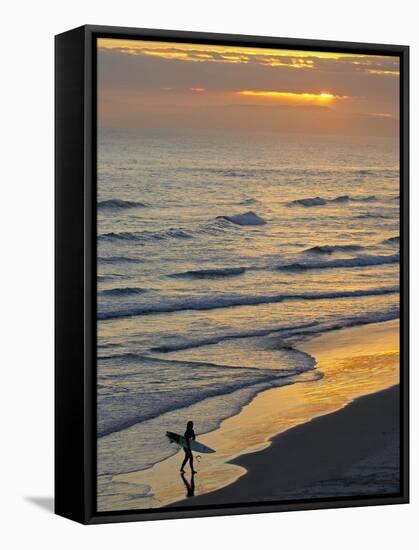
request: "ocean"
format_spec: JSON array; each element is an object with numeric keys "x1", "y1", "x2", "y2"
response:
[{"x1": 96, "y1": 128, "x2": 399, "y2": 491}]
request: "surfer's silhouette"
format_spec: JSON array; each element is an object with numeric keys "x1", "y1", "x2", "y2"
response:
[
  {"x1": 181, "y1": 472, "x2": 195, "y2": 497},
  {"x1": 180, "y1": 420, "x2": 197, "y2": 474}
]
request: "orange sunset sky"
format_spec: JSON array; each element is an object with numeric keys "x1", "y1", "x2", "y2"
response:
[{"x1": 97, "y1": 38, "x2": 399, "y2": 136}]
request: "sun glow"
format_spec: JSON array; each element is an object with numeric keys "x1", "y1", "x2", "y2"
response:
[{"x1": 237, "y1": 90, "x2": 349, "y2": 105}]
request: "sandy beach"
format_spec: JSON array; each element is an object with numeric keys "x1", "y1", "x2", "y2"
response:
[
  {"x1": 104, "y1": 319, "x2": 399, "y2": 511},
  {"x1": 171, "y1": 385, "x2": 400, "y2": 507}
]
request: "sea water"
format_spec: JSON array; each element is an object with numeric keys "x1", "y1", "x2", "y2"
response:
[{"x1": 97, "y1": 129, "x2": 399, "y2": 480}]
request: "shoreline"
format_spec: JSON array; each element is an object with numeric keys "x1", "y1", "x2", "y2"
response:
[
  {"x1": 170, "y1": 385, "x2": 400, "y2": 507},
  {"x1": 101, "y1": 319, "x2": 399, "y2": 511}
]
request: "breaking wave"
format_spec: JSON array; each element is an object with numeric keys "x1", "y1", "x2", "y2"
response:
[{"x1": 216, "y1": 211, "x2": 267, "y2": 226}]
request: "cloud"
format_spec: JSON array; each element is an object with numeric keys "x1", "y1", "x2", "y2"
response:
[
  {"x1": 97, "y1": 38, "x2": 399, "y2": 76},
  {"x1": 99, "y1": 49, "x2": 396, "y2": 94},
  {"x1": 366, "y1": 69, "x2": 400, "y2": 76}
]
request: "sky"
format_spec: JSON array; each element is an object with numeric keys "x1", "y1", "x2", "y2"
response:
[{"x1": 97, "y1": 38, "x2": 399, "y2": 136}]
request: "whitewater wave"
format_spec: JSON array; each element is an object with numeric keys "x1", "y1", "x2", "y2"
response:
[
  {"x1": 169, "y1": 267, "x2": 246, "y2": 279},
  {"x1": 97, "y1": 353, "x2": 310, "y2": 438},
  {"x1": 97, "y1": 305, "x2": 399, "y2": 443},
  {"x1": 97, "y1": 286, "x2": 398, "y2": 320},
  {"x1": 98, "y1": 373, "x2": 314, "y2": 474},
  {"x1": 151, "y1": 321, "x2": 319, "y2": 353},
  {"x1": 289, "y1": 195, "x2": 378, "y2": 207},
  {"x1": 150, "y1": 309, "x2": 399, "y2": 354},
  {"x1": 98, "y1": 198, "x2": 147, "y2": 210},
  {"x1": 216, "y1": 211, "x2": 267, "y2": 226},
  {"x1": 277, "y1": 253, "x2": 399, "y2": 272}
]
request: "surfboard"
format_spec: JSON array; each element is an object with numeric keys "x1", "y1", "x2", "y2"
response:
[{"x1": 166, "y1": 431, "x2": 216, "y2": 454}]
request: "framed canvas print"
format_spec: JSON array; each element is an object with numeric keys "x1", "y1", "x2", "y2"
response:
[{"x1": 55, "y1": 25, "x2": 409, "y2": 524}]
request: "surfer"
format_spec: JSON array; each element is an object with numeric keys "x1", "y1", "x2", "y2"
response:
[{"x1": 180, "y1": 420, "x2": 197, "y2": 474}]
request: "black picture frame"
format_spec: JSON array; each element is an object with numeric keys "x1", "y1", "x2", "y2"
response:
[{"x1": 55, "y1": 24, "x2": 409, "y2": 525}]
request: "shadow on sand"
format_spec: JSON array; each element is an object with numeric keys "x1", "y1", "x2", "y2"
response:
[{"x1": 180, "y1": 472, "x2": 196, "y2": 498}]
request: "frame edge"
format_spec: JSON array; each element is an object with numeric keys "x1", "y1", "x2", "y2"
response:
[
  {"x1": 58, "y1": 25, "x2": 409, "y2": 525},
  {"x1": 55, "y1": 25, "x2": 88, "y2": 525}
]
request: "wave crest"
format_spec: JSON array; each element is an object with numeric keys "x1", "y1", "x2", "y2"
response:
[
  {"x1": 383, "y1": 236, "x2": 400, "y2": 245},
  {"x1": 98, "y1": 198, "x2": 147, "y2": 210},
  {"x1": 304, "y1": 244, "x2": 365, "y2": 255},
  {"x1": 98, "y1": 228, "x2": 193, "y2": 243},
  {"x1": 289, "y1": 195, "x2": 377, "y2": 207},
  {"x1": 216, "y1": 211, "x2": 267, "y2": 226},
  {"x1": 97, "y1": 286, "x2": 398, "y2": 319},
  {"x1": 169, "y1": 267, "x2": 246, "y2": 279},
  {"x1": 99, "y1": 287, "x2": 147, "y2": 297},
  {"x1": 277, "y1": 254, "x2": 399, "y2": 272}
]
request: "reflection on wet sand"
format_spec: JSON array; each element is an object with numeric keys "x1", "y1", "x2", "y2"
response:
[{"x1": 181, "y1": 472, "x2": 196, "y2": 498}]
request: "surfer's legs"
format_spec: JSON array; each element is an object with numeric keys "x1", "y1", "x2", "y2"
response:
[
  {"x1": 181, "y1": 449, "x2": 196, "y2": 473},
  {"x1": 189, "y1": 453, "x2": 197, "y2": 474},
  {"x1": 180, "y1": 449, "x2": 190, "y2": 472}
]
